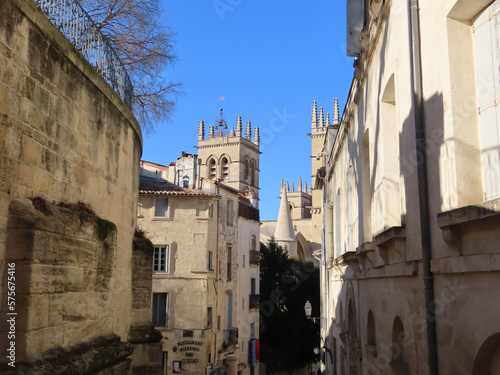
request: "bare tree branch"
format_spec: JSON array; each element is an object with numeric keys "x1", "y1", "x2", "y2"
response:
[{"x1": 79, "y1": 0, "x2": 182, "y2": 132}]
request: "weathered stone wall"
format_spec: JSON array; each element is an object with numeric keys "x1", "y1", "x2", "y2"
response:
[{"x1": 0, "y1": 0, "x2": 142, "y2": 371}]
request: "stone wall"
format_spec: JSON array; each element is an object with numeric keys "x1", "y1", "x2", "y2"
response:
[{"x1": 0, "y1": 0, "x2": 143, "y2": 371}]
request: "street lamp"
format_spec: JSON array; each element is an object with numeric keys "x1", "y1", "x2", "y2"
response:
[{"x1": 304, "y1": 300, "x2": 323, "y2": 323}]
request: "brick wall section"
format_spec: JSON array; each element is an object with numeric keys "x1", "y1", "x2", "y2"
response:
[{"x1": 0, "y1": 0, "x2": 143, "y2": 370}]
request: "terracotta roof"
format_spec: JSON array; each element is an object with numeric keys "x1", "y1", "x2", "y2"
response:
[
  {"x1": 140, "y1": 160, "x2": 169, "y2": 171},
  {"x1": 139, "y1": 177, "x2": 220, "y2": 198}
]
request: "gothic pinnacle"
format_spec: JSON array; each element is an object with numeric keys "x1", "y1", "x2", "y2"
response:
[
  {"x1": 198, "y1": 120, "x2": 205, "y2": 141},
  {"x1": 319, "y1": 107, "x2": 324, "y2": 127},
  {"x1": 254, "y1": 126, "x2": 260, "y2": 146},
  {"x1": 325, "y1": 113, "x2": 330, "y2": 126},
  {"x1": 298, "y1": 177, "x2": 302, "y2": 192},
  {"x1": 246, "y1": 121, "x2": 251, "y2": 140},
  {"x1": 209, "y1": 124, "x2": 214, "y2": 139},
  {"x1": 312, "y1": 101, "x2": 318, "y2": 127},
  {"x1": 333, "y1": 98, "x2": 339, "y2": 125},
  {"x1": 236, "y1": 116, "x2": 242, "y2": 137}
]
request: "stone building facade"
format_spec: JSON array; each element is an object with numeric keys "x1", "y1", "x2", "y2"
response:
[
  {"x1": 317, "y1": 0, "x2": 500, "y2": 374},
  {"x1": 137, "y1": 115, "x2": 261, "y2": 375},
  {"x1": 0, "y1": 0, "x2": 161, "y2": 373}
]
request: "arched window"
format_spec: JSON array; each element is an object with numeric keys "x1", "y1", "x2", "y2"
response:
[
  {"x1": 391, "y1": 316, "x2": 410, "y2": 372},
  {"x1": 244, "y1": 159, "x2": 249, "y2": 182},
  {"x1": 250, "y1": 161, "x2": 256, "y2": 186},
  {"x1": 367, "y1": 310, "x2": 377, "y2": 351},
  {"x1": 208, "y1": 158, "x2": 217, "y2": 180},
  {"x1": 221, "y1": 157, "x2": 229, "y2": 181},
  {"x1": 347, "y1": 166, "x2": 354, "y2": 251}
]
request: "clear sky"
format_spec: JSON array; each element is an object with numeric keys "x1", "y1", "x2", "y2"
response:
[{"x1": 141, "y1": 0, "x2": 355, "y2": 221}]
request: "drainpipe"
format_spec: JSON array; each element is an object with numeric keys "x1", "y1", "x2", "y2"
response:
[{"x1": 409, "y1": 1, "x2": 438, "y2": 374}]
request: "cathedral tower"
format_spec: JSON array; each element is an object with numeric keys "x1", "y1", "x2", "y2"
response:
[{"x1": 196, "y1": 110, "x2": 260, "y2": 208}]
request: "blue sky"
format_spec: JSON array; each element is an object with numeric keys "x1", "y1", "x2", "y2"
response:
[{"x1": 142, "y1": 0, "x2": 355, "y2": 221}]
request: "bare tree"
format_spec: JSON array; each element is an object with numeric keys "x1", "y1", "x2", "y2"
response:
[{"x1": 79, "y1": 0, "x2": 181, "y2": 132}]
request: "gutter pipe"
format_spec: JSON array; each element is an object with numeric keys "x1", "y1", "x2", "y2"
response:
[{"x1": 409, "y1": 1, "x2": 439, "y2": 374}]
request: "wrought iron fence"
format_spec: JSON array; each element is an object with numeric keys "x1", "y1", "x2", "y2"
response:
[{"x1": 34, "y1": 0, "x2": 134, "y2": 109}]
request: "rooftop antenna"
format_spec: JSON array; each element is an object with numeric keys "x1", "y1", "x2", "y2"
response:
[{"x1": 214, "y1": 97, "x2": 228, "y2": 137}]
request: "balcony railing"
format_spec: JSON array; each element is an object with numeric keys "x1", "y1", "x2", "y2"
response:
[
  {"x1": 223, "y1": 328, "x2": 238, "y2": 347},
  {"x1": 249, "y1": 250, "x2": 260, "y2": 265},
  {"x1": 34, "y1": 0, "x2": 134, "y2": 109},
  {"x1": 208, "y1": 364, "x2": 227, "y2": 375},
  {"x1": 249, "y1": 294, "x2": 259, "y2": 309}
]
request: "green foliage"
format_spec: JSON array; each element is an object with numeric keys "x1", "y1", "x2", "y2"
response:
[{"x1": 260, "y1": 239, "x2": 321, "y2": 373}]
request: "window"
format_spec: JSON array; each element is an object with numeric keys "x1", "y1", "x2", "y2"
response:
[
  {"x1": 361, "y1": 129, "x2": 372, "y2": 242},
  {"x1": 222, "y1": 157, "x2": 229, "y2": 181},
  {"x1": 244, "y1": 160, "x2": 249, "y2": 182},
  {"x1": 209, "y1": 158, "x2": 217, "y2": 179},
  {"x1": 473, "y1": 0, "x2": 500, "y2": 200},
  {"x1": 217, "y1": 315, "x2": 221, "y2": 331},
  {"x1": 250, "y1": 323, "x2": 255, "y2": 338},
  {"x1": 208, "y1": 251, "x2": 213, "y2": 271},
  {"x1": 250, "y1": 161, "x2": 255, "y2": 186},
  {"x1": 153, "y1": 246, "x2": 169, "y2": 272},
  {"x1": 242, "y1": 254, "x2": 246, "y2": 268},
  {"x1": 242, "y1": 298, "x2": 245, "y2": 311},
  {"x1": 208, "y1": 203, "x2": 213, "y2": 218},
  {"x1": 207, "y1": 307, "x2": 213, "y2": 327},
  {"x1": 251, "y1": 235, "x2": 257, "y2": 250},
  {"x1": 154, "y1": 198, "x2": 168, "y2": 217},
  {"x1": 334, "y1": 190, "x2": 342, "y2": 258},
  {"x1": 367, "y1": 310, "x2": 377, "y2": 354},
  {"x1": 227, "y1": 200, "x2": 234, "y2": 226},
  {"x1": 227, "y1": 246, "x2": 232, "y2": 281},
  {"x1": 152, "y1": 293, "x2": 168, "y2": 327}
]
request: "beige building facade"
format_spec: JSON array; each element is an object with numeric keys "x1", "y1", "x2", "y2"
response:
[
  {"x1": 137, "y1": 115, "x2": 261, "y2": 375},
  {"x1": 317, "y1": 0, "x2": 500, "y2": 374}
]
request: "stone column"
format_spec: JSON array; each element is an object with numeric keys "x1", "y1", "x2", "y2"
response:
[{"x1": 226, "y1": 355, "x2": 238, "y2": 375}]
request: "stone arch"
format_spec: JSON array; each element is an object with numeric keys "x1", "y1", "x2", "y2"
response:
[
  {"x1": 347, "y1": 297, "x2": 359, "y2": 374},
  {"x1": 207, "y1": 157, "x2": 217, "y2": 180},
  {"x1": 296, "y1": 232, "x2": 309, "y2": 261},
  {"x1": 390, "y1": 316, "x2": 410, "y2": 372},
  {"x1": 472, "y1": 333, "x2": 500, "y2": 375}
]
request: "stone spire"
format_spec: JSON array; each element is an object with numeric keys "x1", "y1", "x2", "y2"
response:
[
  {"x1": 254, "y1": 126, "x2": 260, "y2": 146},
  {"x1": 298, "y1": 177, "x2": 302, "y2": 192},
  {"x1": 333, "y1": 98, "x2": 339, "y2": 125},
  {"x1": 229, "y1": 127, "x2": 235, "y2": 136},
  {"x1": 319, "y1": 107, "x2": 324, "y2": 127},
  {"x1": 245, "y1": 121, "x2": 251, "y2": 140},
  {"x1": 312, "y1": 101, "x2": 318, "y2": 127},
  {"x1": 198, "y1": 120, "x2": 205, "y2": 141},
  {"x1": 325, "y1": 113, "x2": 330, "y2": 126},
  {"x1": 209, "y1": 124, "x2": 214, "y2": 139},
  {"x1": 291, "y1": 183, "x2": 295, "y2": 192},
  {"x1": 303, "y1": 180, "x2": 307, "y2": 192},
  {"x1": 236, "y1": 116, "x2": 242, "y2": 137},
  {"x1": 275, "y1": 184, "x2": 297, "y2": 256}
]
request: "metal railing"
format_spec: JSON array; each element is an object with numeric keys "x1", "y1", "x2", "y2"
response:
[
  {"x1": 34, "y1": 0, "x2": 134, "y2": 109},
  {"x1": 249, "y1": 250, "x2": 260, "y2": 265},
  {"x1": 223, "y1": 328, "x2": 238, "y2": 347},
  {"x1": 208, "y1": 363, "x2": 227, "y2": 375}
]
